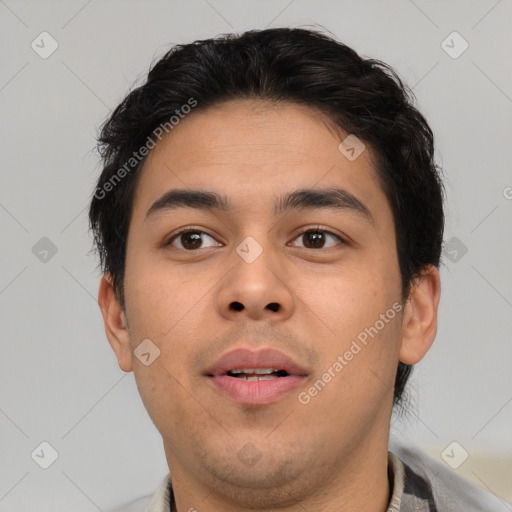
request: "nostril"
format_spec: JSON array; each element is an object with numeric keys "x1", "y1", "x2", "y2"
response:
[
  {"x1": 266, "y1": 302, "x2": 280, "y2": 312},
  {"x1": 230, "y1": 301, "x2": 244, "y2": 311}
]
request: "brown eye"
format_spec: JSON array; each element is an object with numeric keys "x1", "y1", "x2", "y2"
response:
[
  {"x1": 167, "y1": 230, "x2": 221, "y2": 250},
  {"x1": 291, "y1": 229, "x2": 344, "y2": 249}
]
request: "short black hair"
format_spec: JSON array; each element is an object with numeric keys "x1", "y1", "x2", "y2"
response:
[{"x1": 89, "y1": 27, "x2": 445, "y2": 408}]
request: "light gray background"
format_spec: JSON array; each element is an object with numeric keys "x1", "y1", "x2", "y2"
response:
[{"x1": 1, "y1": 0, "x2": 511, "y2": 510}]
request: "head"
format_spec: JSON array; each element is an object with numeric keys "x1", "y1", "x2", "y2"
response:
[{"x1": 90, "y1": 27, "x2": 443, "y2": 507}]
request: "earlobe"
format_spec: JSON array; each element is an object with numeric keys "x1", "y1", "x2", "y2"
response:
[
  {"x1": 98, "y1": 273, "x2": 133, "y2": 373},
  {"x1": 399, "y1": 265, "x2": 441, "y2": 365}
]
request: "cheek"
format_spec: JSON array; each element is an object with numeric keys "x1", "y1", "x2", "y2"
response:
[
  {"x1": 123, "y1": 257, "x2": 210, "y2": 409},
  {"x1": 124, "y1": 255, "x2": 210, "y2": 341},
  {"x1": 301, "y1": 253, "x2": 402, "y2": 391},
  {"x1": 310, "y1": 262, "x2": 397, "y2": 336},
  {"x1": 134, "y1": 358, "x2": 212, "y2": 449},
  {"x1": 124, "y1": 263, "x2": 207, "y2": 426}
]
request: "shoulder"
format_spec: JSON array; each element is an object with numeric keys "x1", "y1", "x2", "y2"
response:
[{"x1": 391, "y1": 442, "x2": 508, "y2": 511}]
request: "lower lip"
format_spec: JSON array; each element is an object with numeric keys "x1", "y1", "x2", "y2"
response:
[{"x1": 208, "y1": 375, "x2": 304, "y2": 405}]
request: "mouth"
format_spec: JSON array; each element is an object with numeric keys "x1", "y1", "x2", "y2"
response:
[
  {"x1": 225, "y1": 368, "x2": 290, "y2": 380},
  {"x1": 204, "y1": 348, "x2": 308, "y2": 405}
]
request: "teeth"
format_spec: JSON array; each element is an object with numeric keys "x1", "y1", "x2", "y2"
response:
[
  {"x1": 226, "y1": 368, "x2": 290, "y2": 381},
  {"x1": 229, "y1": 368, "x2": 279, "y2": 375},
  {"x1": 241, "y1": 375, "x2": 278, "y2": 381}
]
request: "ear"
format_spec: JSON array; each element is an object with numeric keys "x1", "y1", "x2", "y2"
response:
[
  {"x1": 98, "y1": 273, "x2": 133, "y2": 372},
  {"x1": 399, "y1": 265, "x2": 441, "y2": 365}
]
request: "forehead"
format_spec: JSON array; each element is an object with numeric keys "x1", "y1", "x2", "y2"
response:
[{"x1": 130, "y1": 99, "x2": 389, "y2": 224}]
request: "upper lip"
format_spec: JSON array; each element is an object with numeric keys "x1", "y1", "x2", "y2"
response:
[{"x1": 204, "y1": 347, "x2": 309, "y2": 377}]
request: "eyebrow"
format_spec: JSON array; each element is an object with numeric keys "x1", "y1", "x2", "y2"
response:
[{"x1": 145, "y1": 187, "x2": 374, "y2": 224}]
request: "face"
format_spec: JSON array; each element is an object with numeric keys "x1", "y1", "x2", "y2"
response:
[{"x1": 100, "y1": 99, "x2": 438, "y2": 507}]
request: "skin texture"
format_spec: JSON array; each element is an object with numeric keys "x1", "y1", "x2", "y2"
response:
[{"x1": 99, "y1": 99, "x2": 441, "y2": 512}]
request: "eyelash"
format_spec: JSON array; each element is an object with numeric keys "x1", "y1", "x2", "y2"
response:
[{"x1": 164, "y1": 226, "x2": 346, "y2": 251}]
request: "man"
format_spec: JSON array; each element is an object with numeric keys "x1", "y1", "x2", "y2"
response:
[{"x1": 89, "y1": 27, "x2": 502, "y2": 511}]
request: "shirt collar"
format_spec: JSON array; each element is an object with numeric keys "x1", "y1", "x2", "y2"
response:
[{"x1": 387, "y1": 451, "x2": 406, "y2": 511}]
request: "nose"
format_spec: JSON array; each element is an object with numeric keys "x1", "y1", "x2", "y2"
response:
[{"x1": 215, "y1": 238, "x2": 295, "y2": 323}]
